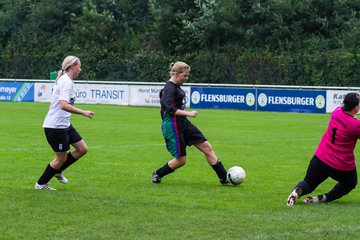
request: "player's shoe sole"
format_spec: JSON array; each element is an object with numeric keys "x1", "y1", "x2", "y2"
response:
[
  {"x1": 303, "y1": 194, "x2": 326, "y2": 204},
  {"x1": 287, "y1": 187, "x2": 302, "y2": 206}
]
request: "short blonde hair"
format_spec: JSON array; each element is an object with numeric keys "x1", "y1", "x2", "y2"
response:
[
  {"x1": 56, "y1": 55, "x2": 80, "y2": 81},
  {"x1": 169, "y1": 61, "x2": 190, "y2": 77}
]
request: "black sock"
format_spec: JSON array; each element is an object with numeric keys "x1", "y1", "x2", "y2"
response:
[
  {"x1": 58, "y1": 152, "x2": 78, "y2": 173},
  {"x1": 37, "y1": 164, "x2": 58, "y2": 185},
  {"x1": 211, "y1": 160, "x2": 227, "y2": 181},
  {"x1": 156, "y1": 163, "x2": 174, "y2": 178}
]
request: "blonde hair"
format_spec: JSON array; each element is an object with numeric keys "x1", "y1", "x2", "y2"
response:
[
  {"x1": 169, "y1": 61, "x2": 190, "y2": 77},
  {"x1": 55, "y1": 55, "x2": 80, "y2": 81}
]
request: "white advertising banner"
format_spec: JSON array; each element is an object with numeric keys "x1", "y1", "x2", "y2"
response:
[
  {"x1": 75, "y1": 84, "x2": 129, "y2": 105},
  {"x1": 129, "y1": 85, "x2": 191, "y2": 107},
  {"x1": 34, "y1": 82, "x2": 54, "y2": 102},
  {"x1": 34, "y1": 82, "x2": 130, "y2": 105},
  {"x1": 326, "y1": 90, "x2": 360, "y2": 113}
]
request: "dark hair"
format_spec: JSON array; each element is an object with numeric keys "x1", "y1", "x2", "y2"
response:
[{"x1": 342, "y1": 92, "x2": 360, "y2": 111}]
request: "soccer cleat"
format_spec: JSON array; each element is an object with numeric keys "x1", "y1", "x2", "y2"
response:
[
  {"x1": 220, "y1": 178, "x2": 229, "y2": 185},
  {"x1": 54, "y1": 172, "x2": 69, "y2": 184},
  {"x1": 152, "y1": 171, "x2": 161, "y2": 183},
  {"x1": 287, "y1": 187, "x2": 302, "y2": 206},
  {"x1": 35, "y1": 182, "x2": 56, "y2": 190},
  {"x1": 303, "y1": 194, "x2": 327, "y2": 204}
]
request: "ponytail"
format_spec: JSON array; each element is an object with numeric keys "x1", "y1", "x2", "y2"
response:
[{"x1": 55, "y1": 55, "x2": 80, "y2": 83}]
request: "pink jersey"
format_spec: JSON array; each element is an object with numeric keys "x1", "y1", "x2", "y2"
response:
[{"x1": 315, "y1": 107, "x2": 360, "y2": 171}]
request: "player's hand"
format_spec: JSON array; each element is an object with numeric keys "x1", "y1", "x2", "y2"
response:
[
  {"x1": 84, "y1": 111, "x2": 94, "y2": 119},
  {"x1": 188, "y1": 111, "x2": 199, "y2": 118}
]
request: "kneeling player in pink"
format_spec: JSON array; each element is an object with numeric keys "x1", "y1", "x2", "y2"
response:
[{"x1": 287, "y1": 92, "x2": 360, "y2": 206}]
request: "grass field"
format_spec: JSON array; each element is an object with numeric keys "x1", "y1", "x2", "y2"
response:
[{"x1": 1, "y1": 102, "x2": 360, "y2": 239}]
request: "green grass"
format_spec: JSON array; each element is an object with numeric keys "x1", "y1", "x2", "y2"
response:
[{"x1": 1, "y1": 102, "x2": 360, "y2": 239}]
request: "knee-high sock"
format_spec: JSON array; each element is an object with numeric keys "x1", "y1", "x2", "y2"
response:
[
  {"x1": 211, "y1": 160, "x2": 227, "y2": 181},
  {"x1": 156, "y1": 163, "x2": 174, "y2": 178},
  {"x1": 37, "y1": 164, "x2": 57, "y2": 185},
  {"x1": 58, "y1": 152, "x2": 78, "y2": 173}
]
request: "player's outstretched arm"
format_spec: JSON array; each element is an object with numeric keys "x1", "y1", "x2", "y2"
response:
[
  {"x1": 175, "y1": 109, "x2": 199, "y2": 118},
  {"x1": 60, "y1": 100, "x2": 94, "y2": 119}
]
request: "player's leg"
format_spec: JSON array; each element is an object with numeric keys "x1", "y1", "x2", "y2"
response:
[
  {"x1": 194, "y1": 141, "x2": 217, "y2": 165},
  {"x1": 186, "y1": 122, "x2": 227, "y2": 184},
  {"x1": 35, "y1": 128, "x2": 69, "y2": 190},
  {"x1": 194, "y1": 141, "x2": 228, "y2": 184},
  {"x1": 57, "y1": 139, "x2": 88, "y2": 172},
  {"x1": 152, "y1": 156, "x2": 186, "y2": 183},
  {"x1": 54, "y1": 126, "x2": 87, "y2": 183},
  {"x1": 152, "y1": 129, "x2": 186, "y2": 183},
  {"x1": 53, "y1": 139, "x2": 88, "y2": 184},
  {"x1": 35, "y1": 151, "x2": 67, "y2": 190},
  {"x1": 287, "y1": 155, "x2": 328, "y2": 206},
  {"x1": 311, "y1": 168, "x2": 357, "y2": 203},
  {"x1": 168, "y1": 156, "x2": 187, "y2": 169}
]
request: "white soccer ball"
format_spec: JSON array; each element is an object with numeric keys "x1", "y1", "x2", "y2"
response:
[{"x1": 227, "y1": 166, "x2": 246, "y2": 185}]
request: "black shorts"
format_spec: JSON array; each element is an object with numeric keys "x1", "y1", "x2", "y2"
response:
[
  {"x1": 183, "y1": 123, "x2": 207, "y2": 147},
  {"x1": 44, "y1": 125, "x2": 82, "y2": 152},
  {"x1": 163, "y1": 121, "x2": 207, "y2": 158}
]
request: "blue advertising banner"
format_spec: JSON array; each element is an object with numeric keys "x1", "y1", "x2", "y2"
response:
[
  {"x1": 190, "y1": 87, "x2": 256, "y2": 110},
  {"x1": 0, "y1": 82, "x2": 34, "y2": 102},
  {"x1": 257, "y1": 89, "x2": 326, "y2": 113}
]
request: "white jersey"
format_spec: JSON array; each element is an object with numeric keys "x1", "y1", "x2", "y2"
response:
[{"x1": 43, "y1": 74, "x2": 76, "y2": 129}]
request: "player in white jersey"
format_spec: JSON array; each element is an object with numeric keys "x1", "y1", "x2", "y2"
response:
[{"x1": 35, "y1": 55, "x2": 94, "y2": 190}]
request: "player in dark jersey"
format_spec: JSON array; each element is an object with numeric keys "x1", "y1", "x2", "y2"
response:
[{"x1": 152, "y1": 61, "x2": 228, "y2": 184}]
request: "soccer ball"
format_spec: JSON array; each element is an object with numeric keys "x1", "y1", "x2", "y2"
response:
[{"x1": 227, "y1": 166, "x2": 246, "y2": 185}]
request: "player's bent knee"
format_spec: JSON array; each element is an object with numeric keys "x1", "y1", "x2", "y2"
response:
[
  {"x1": 177, "y1": 157, "x2": 187, "y2": 167},
  {"x1": 77, "y1": 145, "x2": 88, "y2": 156},
  {"x1": 53, "y1": 156, "x2": 67, "y2": 168},
  {"x1": 179, "y1": 160, "x2": 186, "y2": 167},
  {"x1": 349, "y1": 180, "x2": 357, "y2": 190},
  {"x1": 81, "y1": 147, "x2": 88, "y2": 155}
]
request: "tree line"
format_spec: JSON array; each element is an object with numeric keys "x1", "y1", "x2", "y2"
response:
[{"x1": 1, "y1": 0, "x2": 360, "y2": 86}]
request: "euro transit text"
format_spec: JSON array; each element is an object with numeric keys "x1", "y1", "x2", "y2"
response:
[{"x1": 76, "y1": 89, "x2": 124, "y2": 99}]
